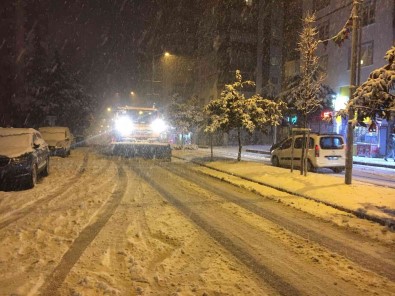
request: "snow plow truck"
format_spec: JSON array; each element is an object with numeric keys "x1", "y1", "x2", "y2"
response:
[{"x1": 108, "y1": 106, "x2": 171, "y2": 160}]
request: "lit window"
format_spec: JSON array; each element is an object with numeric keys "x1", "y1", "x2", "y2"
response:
[
  {"x1": 348, "y1": 41, "x2": 374, "y2": 69},
  {"x1": 360, "y1": 41, "x2": 374, "y2": 66}
]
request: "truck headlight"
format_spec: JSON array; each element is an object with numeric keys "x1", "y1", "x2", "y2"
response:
[
  {"x1": 151, "y1": 118, "x2": 167, "y2": 133},
  {"x1": 115, "y1": 116, "x2": 134, "y2": 135}
]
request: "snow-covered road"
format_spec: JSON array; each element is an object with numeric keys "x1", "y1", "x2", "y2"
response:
[{"x1": 0, "y1": 148, "x2": 394, "y2": 295}]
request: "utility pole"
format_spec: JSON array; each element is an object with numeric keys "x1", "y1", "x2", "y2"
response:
[{"x1": 345, "y1": 0, "x2": 361, "y2": 184}]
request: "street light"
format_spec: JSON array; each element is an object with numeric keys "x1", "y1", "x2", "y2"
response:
[{"x1": 151, "y1": 52, "x2": 171, "y2": 104}]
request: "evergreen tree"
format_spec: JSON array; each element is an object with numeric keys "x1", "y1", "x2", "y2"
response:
[
  {"x1": 282, "y1": 14, "x2": 327, "y2": 128},
  {"x1": 344, "y1": 46, "x2": 395, "y2": 123},
  {"x1": 22, "y1": 31, "x2": 49, "y2": 127}
]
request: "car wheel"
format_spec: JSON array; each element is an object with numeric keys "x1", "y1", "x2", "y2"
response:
[
  {"x1": 332, "y1": 167, "x2": 344, "y2": 173},
  {"x1": 42, "y1": 157, "x2": 50, "y2": 176},
  {"x1": 307, "y1": 160, "x2": 316, "y2": 172},
  {"x1": 27, "y1": 164, "x2": 38, "y2": 188},
  {"x1": 272, "y1": 156, "x2": 280, "y2": 167}
]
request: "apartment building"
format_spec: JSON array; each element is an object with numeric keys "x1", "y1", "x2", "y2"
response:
[
  {"x1": 195, "y1": 0, "x2": 259, "y2": 105},
  {"x1": 304, "y1": 0, "x2": 395, "y2": 157}
]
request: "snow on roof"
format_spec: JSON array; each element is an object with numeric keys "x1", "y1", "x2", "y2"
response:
[{"x1": 0, "y1": 128, "x2": 37, "y2": 136}]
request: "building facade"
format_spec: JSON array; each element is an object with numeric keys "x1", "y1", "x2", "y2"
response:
[{"x1": 304, "y1": 0, "x2": 395, "y2": 157}]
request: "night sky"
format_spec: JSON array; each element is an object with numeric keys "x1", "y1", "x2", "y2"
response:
[{"x1": 45, "y1": 0, "x2": 160, "y2": 103}]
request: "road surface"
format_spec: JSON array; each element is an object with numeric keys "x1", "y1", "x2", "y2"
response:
[{"x1": 0, "y1": 148, "x2": 394, "y2": 295}]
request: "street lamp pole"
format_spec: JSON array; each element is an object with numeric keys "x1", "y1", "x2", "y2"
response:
[
  {"x1": 345, "y1": 0, "x2": 361, "y2": 185},
  {"x1": 151, "y1": 52, "x2": 170, "y2": 106}
]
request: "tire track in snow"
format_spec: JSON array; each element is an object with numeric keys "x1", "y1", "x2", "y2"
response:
[
  {"x1": 0, "y1": 153, "x2": 89, "y2": 230},
  {"x1": 130, "y1": 163, "x2": 303, "y2": 296},
  {"x1": 163, "y1": 162, "x2": 395, "y2": 281},
  {"x1": 40, "y1": 163, "x2": 127, "y2": 295}
]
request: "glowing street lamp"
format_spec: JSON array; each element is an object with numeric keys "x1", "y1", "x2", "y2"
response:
[{"x1": 151, "y1": 52, "x2": 171, "y2": 102}]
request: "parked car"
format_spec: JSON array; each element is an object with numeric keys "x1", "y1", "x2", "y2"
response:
[
  {"x1": 39, "y1": 126, "x2": 73, "y2": 157},
  {"x1": 269, "y1": 138, "x2": 288, "y2": 152},
  {"x1": 271, "y1": 133, "x2": 346, "y2": 173},
  {"x1": 0, "y1": 128, "x2": 50, "y2": 189}
]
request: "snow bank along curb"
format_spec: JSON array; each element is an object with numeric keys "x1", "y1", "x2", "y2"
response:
[{"x1": 172, "y1": 155, "x2": 395, "y2": 229}]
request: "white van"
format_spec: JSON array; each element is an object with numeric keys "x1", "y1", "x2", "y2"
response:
[
  {"x1": 271, "y1": 133, "x2": 346, "y2": 173},
  {"x1": 39, "y1": 126, "x2": 73, "y2": 157}
]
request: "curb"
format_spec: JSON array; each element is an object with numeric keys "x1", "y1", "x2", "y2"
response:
[{"x1": 173, "y1": 155, "x2": 395, "y2": 230}]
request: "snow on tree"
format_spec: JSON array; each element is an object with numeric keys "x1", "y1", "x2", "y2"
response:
[
  {"x1": 17, "y1": 47, "x2": 95, "y2": 133},
  {"x1": 204, "y1": 70, "x2": 285, "y2": 161},
  {"x1": 281, "y1": 14, "x2": 326, "y2": 128},
  {"x1": 166, "y1": 94, "x2": 204, "y2": 147},
  {"x1": 344, "y1": 46, "x2": 395, "y2": 122},
  {"x1": 278, "y1": 14, "x2": 329, "y2": 175}
]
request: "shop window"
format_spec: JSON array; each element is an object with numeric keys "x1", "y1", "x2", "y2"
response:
[{"x1": 362, "y1": 0, "x2": 376, "y2": 27}]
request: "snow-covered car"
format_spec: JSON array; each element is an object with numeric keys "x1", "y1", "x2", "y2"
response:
[
  {"x1": 39, "y1": 126, "x2": 73, "y2": 157},
  {"x1": 0, "y1": 128, "x2": 50, "y2": 189},
  {"x1": 271, "y1": 133, "x2": 346, "y2": 173}
]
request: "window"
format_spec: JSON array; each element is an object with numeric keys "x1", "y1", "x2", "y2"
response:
[
  {"x1": 281, "y1": 139, "x2": 292, "y2": 149},
  {"x1": 348, "y1": 41, "x2": 373, "y2": 69},
  {"x1": 313, "y1": 0, "x2": 330, "y2": 11},
  {"x1": 360, "y1": 41, "x2": 374, "y2": 67},
  {"x1": 294, "y1": 137, "x2": 314, "y2": 149},
  {"x1": 318, "y1": 21, "x2": 329, "y2": 41},
  {"x1": 361, "y1": 0, "x2": 376, "y2": 27},
  {"x1": 270, "y1": 56, "x2": 279, "y2": 66},
  {"x1": 320, "y1": 137, "x2": 344, "y2": 149}
]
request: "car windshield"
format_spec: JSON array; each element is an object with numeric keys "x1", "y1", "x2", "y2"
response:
[
  {"x1": 40, "y1": 131, "x2": 65, "y2": 141},
  {"x1": 0, "y1": 134, "x2": 31, "y2": 148},
  {"x1": 117, "y1": 109, "x2": 158, "y2": 124}
]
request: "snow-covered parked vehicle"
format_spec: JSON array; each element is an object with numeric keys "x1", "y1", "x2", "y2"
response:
[
  {"x1": 39, "y1": 126, "x2": 73, "y2": 157},
  {"x1": 0, "y1": 128, "x2": 50, "y2": 189}
]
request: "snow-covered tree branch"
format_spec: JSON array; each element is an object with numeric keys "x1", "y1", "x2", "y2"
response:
[
  {"x1": 345, "y1": 46, "x2": 395, "y2": 122},
  {"x1": 204, "y1": 70, "x2": 285, "y2": 161}
]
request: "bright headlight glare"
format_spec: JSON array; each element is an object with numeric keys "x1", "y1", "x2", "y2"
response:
[
  {"x1": 151, "y1": 118, "x2": 167, "y2": 133},
  {"x1": 115, "y1": 116, "x2": 134, "y2": 135}
]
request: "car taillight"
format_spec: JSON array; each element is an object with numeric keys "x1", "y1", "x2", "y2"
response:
[{"x1": 315, "y1": 144, "x2": 320, "y2": 157}]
